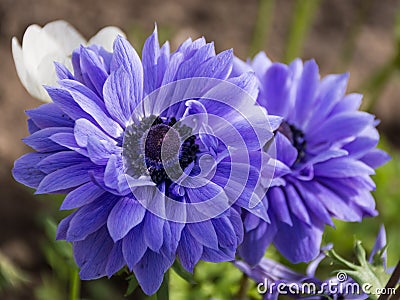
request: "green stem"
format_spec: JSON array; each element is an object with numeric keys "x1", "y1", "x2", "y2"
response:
[
  {"x1": 362, "y1": 3, "x2": 400, "y2": 113},
  {"x1": 338, "y1": 0, "x2": 373, "y2": 70},
  {"x1": 156, "y1": 270, "x2": 169, "y2": 300},
  {"x1": 326, "y1": 249, "x2": 359, "y2": 270},
  {"x1": 249, "y1": 0, "x2": 275, "y2": 57},
  {"x1": 237, "y1": 274, "x2": 249, "y2": 300},
  {"x1": 361, "y1": 58, "x2": 396, "y2": 113},
  {"x1": 284, "y1": 0, "x2": 320, "y2": 63},
  {"x1": 69, "y1": 268, "x2": 80, "y2": 300}
]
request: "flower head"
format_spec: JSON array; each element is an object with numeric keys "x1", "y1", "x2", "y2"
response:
[
  {"x1": 12, "y1": 29, "x2": 277, "y2": 295},
  {"x1": 235, "y1": 53, "x2": 390, "y2": 265},
  {"x1": 12, "y1": 20, "x2": 125, "y2": 102}
]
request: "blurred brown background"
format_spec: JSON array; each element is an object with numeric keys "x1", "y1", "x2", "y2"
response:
[{"x1": 0, "y1": 0, "x2": 399, "y2": 298}]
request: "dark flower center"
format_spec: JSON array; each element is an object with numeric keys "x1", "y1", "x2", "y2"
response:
[
  {"x1": 123, "y1": 115, "x2": 199, "y2": 184},
  {"x1": 145, "y1": 124, "x2": 181, "y2": 162},
  {"x1": 277, "y1": 121, "x2": 306, "y2": 164}
]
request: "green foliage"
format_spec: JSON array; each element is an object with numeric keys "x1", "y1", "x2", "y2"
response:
[
  {"x1": 284, "y1": 0, "x2": 320, "y2": 63},
  {"x1": 157, "y1": 272, "x2": 169, "y2": 300},
  {"x1": 0, "y1": 251, "x2": 29, "y2": 293},
  {"x1": 172, "y1": 261, "x2": 196, "y2": 284},
  {"x1": 34, "y1": 218, "x2": 76, "y2": 300},
  {"x1": 34, "y1": 274, "x2": 67, "y2": 300},
  {"x1": 328, "y1": 241, "x2": 391, "y2": 300},
  {"x1": 248, "y1": 0, "x2": 275, "y2": 57},
  {"x1": 170, "y1": 261, "x2": 244, "y2": 300},
  {"x1": 125, "y1": 274, "x2": 139, "y2": 296},
  {"x1": 41, "y1": 218, "x2": 75, "y2": 280}
]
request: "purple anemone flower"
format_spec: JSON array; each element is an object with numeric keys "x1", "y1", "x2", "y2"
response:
[
  {"x1": 12, "y1": 30, "x2": 277, "y2": 294},
  {"x1": 234, "y1": 53, "x2": 390, "y2": 265}
]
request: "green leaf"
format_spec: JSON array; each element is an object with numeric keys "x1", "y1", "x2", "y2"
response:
[
  {"x1": 327, "y1": 240, "x2": 391, "y2": 300},
  {"x1": 172, "y1": 261, "x2": 196, "y2": 284},
  {"x1": 156, "y1": 271, "x2": 169, "y2": 300},
  {"x1": 0, "y1": 251, "x2": 30, "y2": 292},
  {"x1": 125, "y1": 274, "x2": 138, "y2": 296},
  {"x1": 371, "y1": 245, "x2": 388, "y2": 267}
]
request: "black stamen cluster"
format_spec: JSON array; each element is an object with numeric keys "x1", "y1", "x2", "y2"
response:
[
  {"x1": 123, "y1": 115, "x2": 199, "y2": 185},
  {"x1": 276, "y1": 121, "x2": 307, "y2": 164}
]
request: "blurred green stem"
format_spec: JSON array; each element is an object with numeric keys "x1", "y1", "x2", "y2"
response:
[
  {"x1": 363, "y1": 3, "x2": 400, "y2": 112},
  {"x1": 362, "y1": 58, "x2": 396, "y2": 113},
  {"x1": 236, "y1": 274, "x2": 249, "y2": 300},
  {"x1": 361, "y1": 30, "x2": 400, "y2": 112},
  {"x1": 338, "y1": 0, "x2": 372, "y2": 70},
  {"x1": 69, "y1": 269, "x2": 80, "y2": 300},
  {"x1": 284, "y1": 0, "x2": 320, "y2": 63},
  {"x1": 249, "y1": 0, "x2": 275, "y2": 57},
  {"x1": 156, "y1": 270, "x2": 169, "y2": 300}
]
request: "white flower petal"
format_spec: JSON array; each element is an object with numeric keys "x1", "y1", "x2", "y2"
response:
[
  {"x1": 12, "y1": 20, "x2": 125, "y2": 102},
  {"x1": 12, "y1": 36, "x2": 49, "y2": 101},
  {"x1": 88, "y1": 26, "x2": 126, "y2": 52},
  {"x1": 42, "y1": 20, "x2": 85, "y2": 54},
  {"x1": 21, "y1": 24, "x2": 60, "y2": 73},
  {"x1": 14, "y1": 21, "x2": 83, "y2": 102},
  {"x1": 21, "y1": 24, "x2": 65, "y2": 101},
  {"x1": 11, "y1": 37, "x2": 29, "y2": 91}
]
